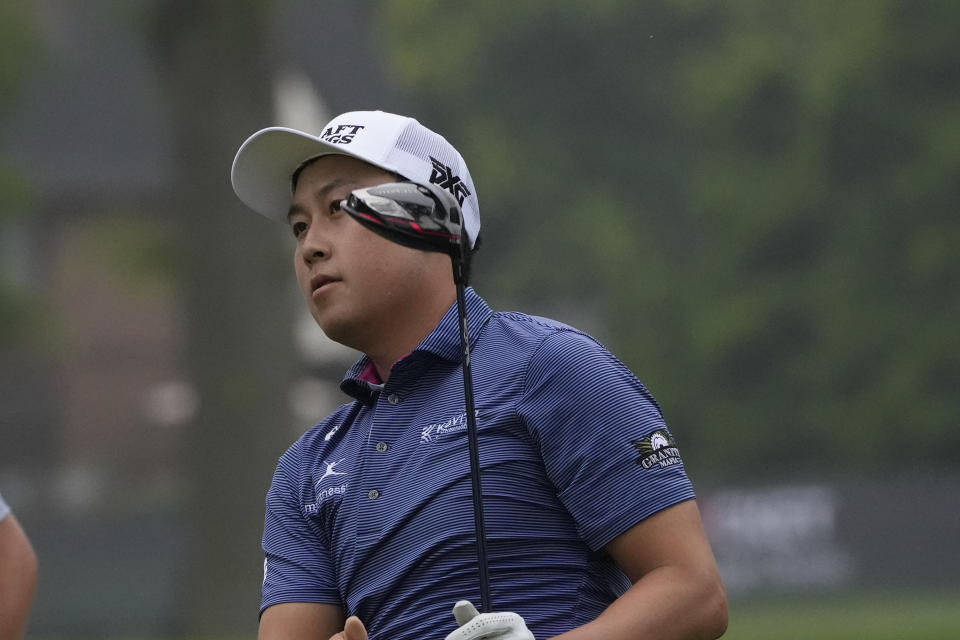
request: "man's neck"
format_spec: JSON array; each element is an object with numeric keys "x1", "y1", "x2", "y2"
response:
[{"x1": 365, "y1": 288, "x2": 456, "y2": 381}]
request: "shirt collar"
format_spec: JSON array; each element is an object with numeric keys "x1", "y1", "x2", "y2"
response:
[{"x1": 340, "y1": 287, "x2": 493, "y2": 404}]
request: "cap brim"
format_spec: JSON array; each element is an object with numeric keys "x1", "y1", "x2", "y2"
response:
[{"x1": 230, "y1": 127, "x2": 396, "y2": 221}]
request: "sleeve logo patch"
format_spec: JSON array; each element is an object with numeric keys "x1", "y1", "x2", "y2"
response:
[{"x1": 632, "y1": 430, "x2": 682, "y2": 470}]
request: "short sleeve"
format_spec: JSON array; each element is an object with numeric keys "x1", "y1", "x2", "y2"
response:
[
  {"x1": 0, "y1": 491, "x2": 9, "y2": 521},
  {"x1": 261, "y1": 444, "x2": 342, "y2": 614},
  {"x1": 517, "y1": 330, "x2": 695, "y2": 551}
]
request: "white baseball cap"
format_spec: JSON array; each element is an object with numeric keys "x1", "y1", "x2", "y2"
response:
[{"x1": 231, "y1": 110, "x2": 480, "y2": 248}]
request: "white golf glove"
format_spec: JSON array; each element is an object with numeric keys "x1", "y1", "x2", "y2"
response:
[{"x1": 444, "y1": 600, "x2": 535, "y2": 640}]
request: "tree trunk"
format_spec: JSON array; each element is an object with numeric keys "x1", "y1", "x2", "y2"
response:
[{"x1": 150, "y1": 1, "x2": 295, "y2": 633}]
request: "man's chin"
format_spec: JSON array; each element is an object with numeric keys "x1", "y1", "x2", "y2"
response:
[{"x1": 314, "y1": 314, "x2": 359, "y2": 351}]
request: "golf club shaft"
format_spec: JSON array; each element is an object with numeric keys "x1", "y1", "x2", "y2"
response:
[{"x1": 456, "y1": 278, "x2": 491, "y2": 613}]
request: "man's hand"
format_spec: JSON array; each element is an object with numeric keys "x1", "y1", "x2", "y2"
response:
[
  {"x1": 329, "y1": 615, "x2": 368, "y2": 640},
  {"x1": 444, "y1": 600, "x2": 535, "y2": 640}
]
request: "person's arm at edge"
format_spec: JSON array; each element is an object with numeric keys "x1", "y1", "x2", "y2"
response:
[
  {"x1": 0, "y1": 513, "x2": 38, "y2": 640},
  {"x1": 259, "y1": 602, "x2": 345, "y2": 640},
  {"x1": 550, "y1": 500, "x2": 728, "y2": 640}
]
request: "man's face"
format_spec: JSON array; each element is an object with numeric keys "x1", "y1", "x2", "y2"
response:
[{"x1": 287, "y1": 154, "x2": 451, "y2": 349}]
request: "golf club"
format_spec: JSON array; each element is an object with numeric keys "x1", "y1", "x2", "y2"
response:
[{"x1": 339, "y1": 181, "x2": 492, "y2": 613}]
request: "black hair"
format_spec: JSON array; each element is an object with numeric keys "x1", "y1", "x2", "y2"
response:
[
  {"x1": 461, "y1": 232, "x2": 482, "y2": 286},
  {"x1": 290, "y1": 155, "x2": 341, "y2": 193}
]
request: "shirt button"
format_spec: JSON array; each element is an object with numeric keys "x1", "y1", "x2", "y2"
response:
[
  {"x1": 376, "y1": 441, "x2": 388, "y2": 453},
  {"x1": 368, "y1": 489, "x2": 380, "y2": 500},
  {"x1": 387, "y1": 393, "x2": 399, "y2": 405}
]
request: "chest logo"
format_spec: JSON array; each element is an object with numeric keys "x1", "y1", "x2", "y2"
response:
[
  {"x1": 319, "y1": 459, "x2": 347, "y2": 482},
  {"x1": 307, "y1": 459, "x2": 349, "y2": 513},
  {"x1": 421, "y1": 410, "x2": 479, "y2": 443},
  {"x1": 324, "y1": 423, "x2": 343, "y2": 441}
]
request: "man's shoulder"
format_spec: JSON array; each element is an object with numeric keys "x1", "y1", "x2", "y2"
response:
[
  {"x1": 280, "y1": 401, "x2": 359, "y2": 464},
  {"x1": 480, "y1": 308, "x2": 642, "y2": 396},
  {"x1": 485, "y1": 309, "x2": 605, "y2": 355},
  {"x1": 489, "y1": 309, "x2": 588, "y2": 340}
]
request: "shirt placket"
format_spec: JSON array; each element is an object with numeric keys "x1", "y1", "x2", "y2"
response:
[{"x1": 355, "y1": 385, "x2": 406, "y2": 545}]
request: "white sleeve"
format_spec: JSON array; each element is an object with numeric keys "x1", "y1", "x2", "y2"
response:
[{"x1": 0, "y1": 491, "x2": 10, "y2": 521}]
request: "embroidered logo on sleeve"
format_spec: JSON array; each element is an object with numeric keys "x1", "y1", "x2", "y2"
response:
[{"x1": 632, "y1": 430, "x2": 682, "y2": 470}]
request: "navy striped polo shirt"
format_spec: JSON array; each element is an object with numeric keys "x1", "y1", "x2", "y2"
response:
[{"x1": 262, "y1": 288, "x2": 695, "y2": 638}]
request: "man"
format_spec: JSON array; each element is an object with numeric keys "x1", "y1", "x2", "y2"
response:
[
  {"x1": 0, "y1": 491, "x2": 37, "y2": 640},
  {"x1": 231, "y1": 110, "x2": 727, "y2": 640}
]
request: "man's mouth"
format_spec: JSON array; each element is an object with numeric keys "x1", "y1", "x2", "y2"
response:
[{"x1": 310, "y1": 274, "x2": 340, "y2": 293}]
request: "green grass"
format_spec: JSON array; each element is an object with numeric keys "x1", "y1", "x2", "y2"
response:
[{"x1": 727, "y1": 591, "x2": 960, "y2": 640}]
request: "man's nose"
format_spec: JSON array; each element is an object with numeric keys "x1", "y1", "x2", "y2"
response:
[{"x1": 300, "y1": 224, "x2": 330, "y2": 265}]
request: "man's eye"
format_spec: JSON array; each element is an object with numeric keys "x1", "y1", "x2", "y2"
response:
[
  {"x1": 291, "y1": 221, "x2": 308, "y2": 238},
  {"x1": 330, "y1": 200, "x2": 343, "y2": 215}
]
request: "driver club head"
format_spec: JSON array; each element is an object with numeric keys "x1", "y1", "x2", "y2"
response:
[{"x1": 338, "y1": 181, "x2": 465, "y2": 257}]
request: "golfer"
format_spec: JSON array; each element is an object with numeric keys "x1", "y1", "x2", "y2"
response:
[{"x1": 231, "y1": 110, "x2": 727, "y2": 640}]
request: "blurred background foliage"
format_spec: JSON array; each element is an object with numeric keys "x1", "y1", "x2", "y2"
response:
[
  {"x1": 379, "y1": 0, "x2": 960, "y2": 479},
  {"x1": 0, "y1": 0, "x2": 958, "y2": 637},
  {"x1": 0, "y1": 1, "x2": 44, "y2": 352}
]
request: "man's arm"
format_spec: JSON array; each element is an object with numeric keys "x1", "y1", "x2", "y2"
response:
[
  {"x1": 552, "y1": 500, "x2": 727, "y2": 640},
  {"x1": 259, "y1": 602, "x2": 345, "y2": 640},
  {"x1": 0, "y1": 513, "x2": 38, "y2": 640}
]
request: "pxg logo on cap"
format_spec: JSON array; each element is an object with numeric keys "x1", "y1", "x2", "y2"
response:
[{"x1": 429, "y1": 156, "x2": 471, "y2": 206}]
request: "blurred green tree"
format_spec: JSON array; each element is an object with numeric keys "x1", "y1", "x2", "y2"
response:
[
  {"x1": 377, "y1": 0, "x2": 960, "y2": 478},
  {"x1": 0, "y1": 1, "x2": 44, "y2": 351}
]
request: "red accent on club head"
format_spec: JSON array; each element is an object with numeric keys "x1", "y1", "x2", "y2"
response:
[
  {"x1": 353, "y1": 211, "x2": 385, "y2": 226},
  {"x1": 408, "y1": 220, "x2": 458, "y2": 239}
]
